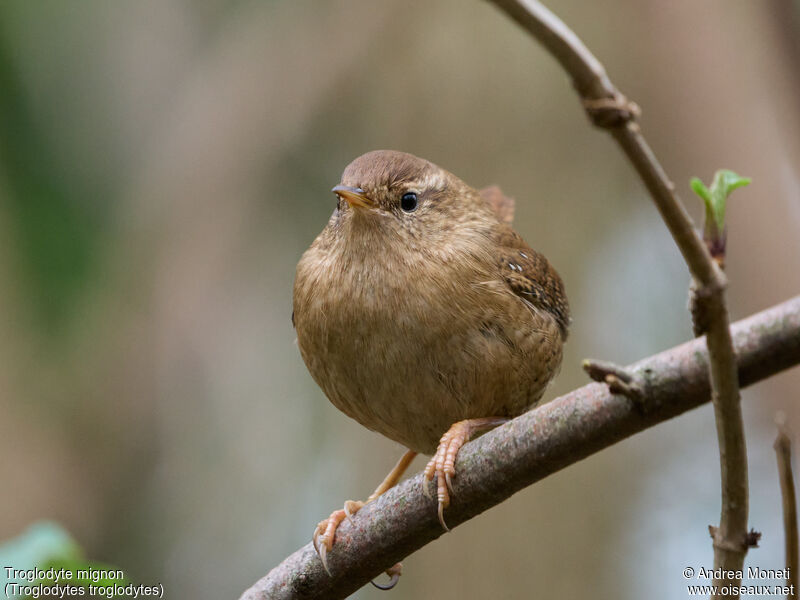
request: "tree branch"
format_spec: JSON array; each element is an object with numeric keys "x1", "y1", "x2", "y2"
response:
[
  {"x1": 239, "y1": 296, "x2": 800, "y2": 600},
  {"x1": 774, "y1": 416, "x2": 798, "y2": 593},
  {"x1": 483, "y1": 0, "x2": 718, "y2": 286},
  {"x1": 484, "y1": 1, "x2": 748, "y2": 593}
]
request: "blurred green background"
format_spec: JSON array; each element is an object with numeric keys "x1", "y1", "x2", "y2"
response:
[{"x1": 1, "y1": 0, "x2": 799, "y2": 598}]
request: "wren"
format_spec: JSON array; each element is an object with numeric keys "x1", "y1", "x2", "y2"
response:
[{"x1": 293, "y1": 150, "x2": 569, "y2": 580}]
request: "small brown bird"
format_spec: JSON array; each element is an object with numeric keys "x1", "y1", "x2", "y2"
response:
[{"x1": 293, "y1": 150, "x2": 569, "y2": 578}]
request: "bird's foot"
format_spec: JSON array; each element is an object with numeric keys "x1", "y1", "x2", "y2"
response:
[
  {"x1": 312, "y1": 500, "x2": 364, "y2": 575},
  {"x1": 312, "y1": 500, "x2": 404, "y2": 589},
  {"x1": 423, "y1": 417, "x2": 509, "y2": 531},
  {"x1": 311, "y1": 450, "x2": 417, "y2": 584}
]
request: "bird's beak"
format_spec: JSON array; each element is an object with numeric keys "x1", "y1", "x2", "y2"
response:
[{"x1": 332, "y1": 185, "x2": 374, "y2": 209}]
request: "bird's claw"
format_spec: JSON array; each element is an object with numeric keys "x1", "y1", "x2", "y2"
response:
[
  {"x1": 371, "y1": 562, "x2": 403, "y2": 591},
  {"x1": 312, "y1": 517, "x2": 335, "y2": 576},
  {"x1": 423, "y1": 421, "x2": 473, "y2": 531},
  {"x1": 422, "y1": 418, "x2": 508, "y2": 531},
  {"x1": 317, "y1": 539, "x2": 331, "y2": 576},
  {"x1": 312, "y1": 502, "x2": 362, "y2": 576},
  {"x1": 313, "y1": 501, "x2": 404, "y2": 588},
  {"x1": 309, "y1": 450, "x2": 417, "y2": 583},
  {"x1": 343, "y1": 499, "x2": 364, "y2": 525},
  {"x1": 437, "y1": 495, "x2": 448, "y2": 531}
]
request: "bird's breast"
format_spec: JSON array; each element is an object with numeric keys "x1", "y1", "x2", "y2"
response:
[{"x1": 293, "y1": 231, "x2": 563, "y2": 454}]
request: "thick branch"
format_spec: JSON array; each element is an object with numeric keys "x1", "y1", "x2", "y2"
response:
[
  {"x1": 240, "y1": 296, "x2": 800, "y2": 600},
  {"x1": 485, "y1": 1, "x2": 748, "y2": 591}
]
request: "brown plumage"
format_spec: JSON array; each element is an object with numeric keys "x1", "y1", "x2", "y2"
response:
[{"x1": 293, "y1": 150, "x2": 569, "y2": 571}]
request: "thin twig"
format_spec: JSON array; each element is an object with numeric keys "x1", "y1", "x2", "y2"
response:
[
  {"x1": 582, "y1": 359, "x2": 644, "y2": 403},
  {"x1": 240, "y1": 296, "x2": 800, "y2": 600},
  {"x1": 582, "y1": 359, "x2": 634, "y2": 384},
  {"x1": 483, "y1": 0, "x2": 718, "y2": 285},
  {"x1": 484, "y1": 1, "x2": 749, "y2": 593},
  {"x1": 774, "y1": 413, "x2": 798, "y2": 594}
]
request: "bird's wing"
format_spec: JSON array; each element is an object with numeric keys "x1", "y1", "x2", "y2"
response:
[
  {"x1": 493, "y1": 222, "x2": 570, "y2": 337},
  {"x1": 480, "y1": 185, "x2": 515, "y2": 224}
]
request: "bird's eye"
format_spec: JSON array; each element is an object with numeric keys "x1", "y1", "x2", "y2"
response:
[{"x1": 400, "y1": 192, "x2": 418, "y2": 213}]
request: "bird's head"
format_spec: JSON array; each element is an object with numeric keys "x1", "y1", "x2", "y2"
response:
[{"x1": 329, "y1": 151, "x2": 494, "y2": 251}]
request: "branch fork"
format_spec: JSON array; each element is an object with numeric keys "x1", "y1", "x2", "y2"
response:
[
  {"x1": 708, "y1": 526, "x2": 761, "y2": 552},
  {"x1": 582, "y1": 359, "x2": 645, "y2": 404}
]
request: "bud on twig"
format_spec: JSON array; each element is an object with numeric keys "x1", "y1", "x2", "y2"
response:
[{"x1": 690, "y1": 170, "x2": 751, "y2": 269}]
